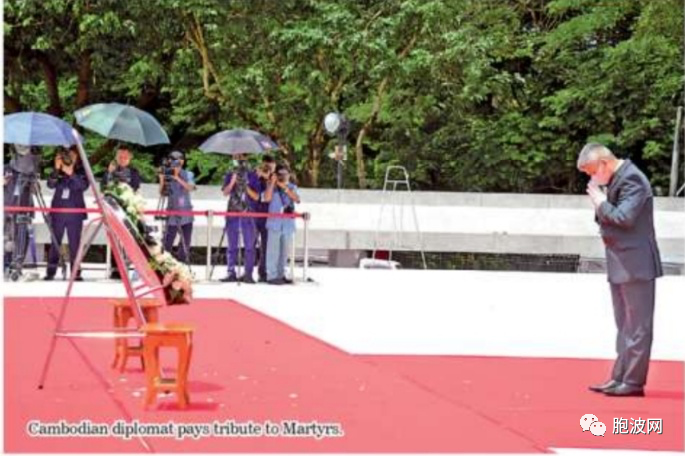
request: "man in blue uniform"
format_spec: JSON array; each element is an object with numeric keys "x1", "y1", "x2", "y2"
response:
[
  {"x1": 160, "y1": 150, "x2": 195, "y2": 264},
  {"x1": 44, "y1": 147, "x2": 89, "y2": 281},
  {"x1": 221, "y1": 154, "x2": 260, "y2": 283},
  {"x1": 264, "y1": 164, "x2": 300, "y2": 285}
]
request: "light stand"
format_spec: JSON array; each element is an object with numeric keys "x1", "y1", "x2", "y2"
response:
[{"x1": 324, "y1": 112, "x2": 349, "y2": 189}]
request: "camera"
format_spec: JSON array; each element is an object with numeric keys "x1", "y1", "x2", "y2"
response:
[
  {"x1": 57, "y1": 149, "x2": 74, "y2": 167},
  {"x1": 283, "y1": 205, "x2": 295, "y2": 214},
  {"x1": 110, "y1": 163, "x2": 132, "y2": 184},
  {"x1": 161, "y1": 157, "x2": 182, "y2": 178},
  {"x1": 158, "y1": 154, "x2": 183, "y2": 199},
  {"x1": 259, "y1": 163, "x2": 273, "y2": 178}
]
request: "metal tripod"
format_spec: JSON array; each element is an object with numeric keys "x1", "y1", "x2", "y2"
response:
[
  {"x1": 156, "y1": 191, "x2": 190, "y2": 265},
  {"x1": 209, "y1": 205, "x2": 247, "y2": 285},
  {"x1": 6, "y1": 175, "x2": 70, "y2": 281}
]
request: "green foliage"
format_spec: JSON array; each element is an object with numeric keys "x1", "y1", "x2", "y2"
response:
[{"x1": 4, "y1": 0, "x2": 683, "y2": 192}]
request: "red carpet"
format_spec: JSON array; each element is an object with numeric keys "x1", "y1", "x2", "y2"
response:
[
  {"x1": 4, "y1": 297, "x2": 683, "y2": 453},
  {"x1": 362, "y1": 356, "x2": 683, "y2": 452}
]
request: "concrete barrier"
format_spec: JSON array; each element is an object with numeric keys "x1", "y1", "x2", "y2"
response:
[{"x1": 18, "y1": 183, "x2": 685, "y2": 266}]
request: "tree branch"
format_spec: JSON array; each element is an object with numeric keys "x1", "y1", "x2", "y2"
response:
[{"x1": 353, "y1": 32, "x2": 418, "y2": 188}]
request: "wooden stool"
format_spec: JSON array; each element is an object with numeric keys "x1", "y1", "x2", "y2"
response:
[
  {"x1": 110, "y1": 298, "x2": 162, "y2": 372},
  {"x1": 141, "y1": 322, "x2": 194, "y2": 409}
]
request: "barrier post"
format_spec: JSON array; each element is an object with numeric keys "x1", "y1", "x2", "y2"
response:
[
  {"x1": 105, "y1": 241, "x2": 112, "y2": 279},
  {"x1": 290, "y1": 214, "x2": 296, "y2": 281},
  {"x1": 303, "y1": 212, "x2": 310, "y2": 282},
  {"x1": 206, "y1": 210, "x2": 214, "y2": 281}
]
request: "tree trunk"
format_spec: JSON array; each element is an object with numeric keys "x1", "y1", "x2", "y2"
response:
[
  {"x1": 34, "y1": 51, "x2": 62, "y2": 117},
  {"x1": 4, "y1": 90, "x2": 22, "y2": 113},
  {"x1": 76, "y1": 50, "x2": 92, "y2": 108},
  {"x1": 306, "y1": 126, "x2": 326, "y2": 187},
  {"x1": 354, "y1": 125, "x2": 369, "y2": 188}
]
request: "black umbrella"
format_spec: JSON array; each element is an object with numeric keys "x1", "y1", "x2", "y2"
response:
[{"x1": 199, "y1": 129, "x2": 278, "y2": 156}]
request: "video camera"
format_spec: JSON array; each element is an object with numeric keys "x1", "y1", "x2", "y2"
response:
[
  {"x1": 161, "y1": 157, "x2": 182, "y2": 179},
  {"x1": 159, "y1": 152, "x2": 184, "y2": 197},
  {"x1": 226, "y1": 160, "x2": 250, "y2": 212},
  {"x1": 10, "y1": 145, "x2": 40, "y2": 177}
]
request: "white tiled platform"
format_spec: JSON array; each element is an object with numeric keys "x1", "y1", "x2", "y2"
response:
[{"x1": 4, "y1": 267, "x2": 684, "y2": 361}]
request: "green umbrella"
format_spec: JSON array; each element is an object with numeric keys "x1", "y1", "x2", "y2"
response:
[{"x1": 74, "y1": 103, "x2": 170, "y2": 146}]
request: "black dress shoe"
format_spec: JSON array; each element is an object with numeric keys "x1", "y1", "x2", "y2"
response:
[
  {"x1": 220, "y1": 275, "x2": 239, "y2": 283},
  {"x1": 242, "y1": 276, "x2": 256, "y2": 284},
  {"x1": 604, "y1": 383, "x2": 644, "y2": 397},
  {"x1": 42, "y1": 275, "x2": 55, "y2": 281},
  {"x1": 588, "y1": 379, "x2": 620, "y2": 393},
  {"x1": 283, "y1": 278, "x2": 293, "y2": 284},
  {"x1": 267, "y1": 278, "x2": 286, "y2": 285}
]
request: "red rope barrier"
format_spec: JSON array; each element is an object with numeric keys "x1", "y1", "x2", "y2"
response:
[
  {"x1": 4, "y1": 205, "x2": 304, "y2": 219},
  {"x1": 4, "y1": 206, "x2": 102, "y2": 215}
]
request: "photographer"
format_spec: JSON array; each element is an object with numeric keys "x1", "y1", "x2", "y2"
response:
[
  {"x1": 44, "y1": 147, "x2": 89, "y2": 281},
  {"x1": 221, "y1": 153, "x2": 261, "y2": 283},
  {"x1": 263, "y1": 163, "x2": 300, "y2": 285},
  {"x1": 102, "y1": 146, "x2": 142, "y2": 191},
  {"x1": 254, "y1": 154, "x2": 276, "y2": 282},
  {"x1": 159, "y1": 150, "x2": 195, "y2": 264}
]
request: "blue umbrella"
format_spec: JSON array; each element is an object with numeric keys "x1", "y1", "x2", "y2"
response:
[
  {"x1": 199, "y1": 129, "x2": 278, "y2": 155},
  {"x1": 74, "y1": 103, "x2": 170, "y2": 146},
  {"x1": 4, "y1": 112, "x2": 81, "y2": 146}
]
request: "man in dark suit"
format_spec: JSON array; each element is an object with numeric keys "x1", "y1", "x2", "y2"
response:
[
  {"x1": 101, "y1": 146, "x2": 142, "y2": 191},
  {"x1": 102, "y1": 146, "x2": 143, "y2": 279},
  {"x1": 578, "y1": 143, "x2": 663, "y2": 397}
]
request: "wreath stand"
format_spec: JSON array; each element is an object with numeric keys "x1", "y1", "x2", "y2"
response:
[{"x1": 37, "y1": 130, "x2": 169, "y2": 390}]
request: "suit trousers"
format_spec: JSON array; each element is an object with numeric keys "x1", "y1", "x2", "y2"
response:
[
  {"x1": 610, "y1": 279, "x2": 655, "y2": 387},
  {"x1": 255, "y1": 217, "x2": 268, "y2": 280},
  {"x1": 46, "y1": 215, "x2": 83, "y2": 277}
]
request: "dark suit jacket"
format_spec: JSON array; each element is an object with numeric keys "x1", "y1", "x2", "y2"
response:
[
  {"x1": 47, "y1": 169, "x2": 90, "y2": 221},
  {"x1": 596, "y1": 159, "x2": 663, "y2": 284},
  {"x1": 101, "y1": 166, "x2": 142, "y2": 191}
]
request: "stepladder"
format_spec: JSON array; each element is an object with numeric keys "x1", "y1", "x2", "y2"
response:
[{"x1": 365, "y1": 165, "x2": 427, "y2": 270}]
